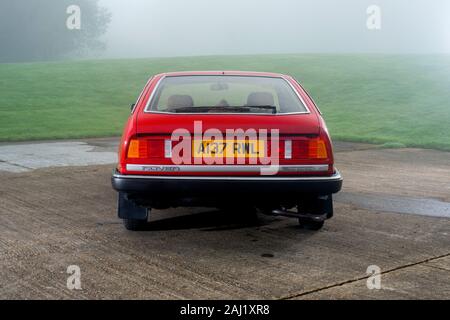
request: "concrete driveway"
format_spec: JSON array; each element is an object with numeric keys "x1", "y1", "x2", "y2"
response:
[{"x1": 0, "y1": 139, "x2": 449, "y2": 299}]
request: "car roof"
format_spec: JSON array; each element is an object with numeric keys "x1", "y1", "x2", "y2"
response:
[{"x1": 153, "y1": 71, "x2": 291, "y2": 79}]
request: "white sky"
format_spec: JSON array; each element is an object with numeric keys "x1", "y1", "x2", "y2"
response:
[{"x1": 98, "y1": 0, "x2": 450, "y2": 58}]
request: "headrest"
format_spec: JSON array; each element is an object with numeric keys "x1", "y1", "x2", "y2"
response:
[
  {"x1": 167, "y1": 95, "x2": 194, "y2": 108},
  {"x1": 247, "y1": 92, "x2": 275, "y2": 107}
]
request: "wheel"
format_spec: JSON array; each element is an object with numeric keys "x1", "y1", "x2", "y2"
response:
[
  {"x1": 123, "y1": 218, "x2": 148, "y2": 231},
  {"x1": 297, "y1": 195, "x2": 332, "y2": 231},
  {"x1": 118, "y1": 192, "x2": 149, "y2": 231},
  {"x1": 298, "y1": 217, "x2": 324, "y2": 231}
]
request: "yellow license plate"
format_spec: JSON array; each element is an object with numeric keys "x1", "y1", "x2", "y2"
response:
[{"x1": 193, "y1": 140, "x2": 265, "y2": 158}]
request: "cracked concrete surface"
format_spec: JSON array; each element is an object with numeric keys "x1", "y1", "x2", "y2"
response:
[
  {"x1": 0, "y1": 138, "x2": 118, "y2": 173},
  {"x1": 288, "y1": 253, "x2": 450, "y2": 299},
  {"x1": 0, "y1": 140, "x2": 449, "y2": 299}
]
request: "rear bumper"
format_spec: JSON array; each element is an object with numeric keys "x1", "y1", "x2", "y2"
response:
[{"x1": 112, "y1": 170, "x2": 343, "y2": 206}]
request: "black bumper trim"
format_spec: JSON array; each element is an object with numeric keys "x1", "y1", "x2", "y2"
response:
[{"x1": 111, "y1": 170, "x2": 343, "y2": 197}]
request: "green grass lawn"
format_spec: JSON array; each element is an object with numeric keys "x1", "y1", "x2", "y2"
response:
[{"x1": 0, "y1": 54, "x2": 449, "y2": 150}]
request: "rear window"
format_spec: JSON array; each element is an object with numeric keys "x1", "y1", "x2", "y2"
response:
[{"x1": 146, "y1": 75, "x2": 308, "y2": 114}]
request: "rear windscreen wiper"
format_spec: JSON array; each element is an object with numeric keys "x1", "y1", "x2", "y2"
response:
[
  {"x1": 167, "y1": 107, "x2": 246, "y2": 113},
  {"x1": 170, "y1": 106, "x2": 212, "y2": 113},
  {"x1": 168, "y1": 106, "x2": 277, "y2": 114},
  {"x1": 244, "y1": 105, "x2": 277, "y2": 114},
  {"x1": 170, "y1": 106, "x2": 250, "y2": 113},
  {"x1": 198, "y1": 105, "x2": 277, "y2": 114}
]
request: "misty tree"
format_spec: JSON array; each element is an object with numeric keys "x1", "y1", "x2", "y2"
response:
[{"x1": 0, "y1": 0, "x2": 111, "y2": 62}]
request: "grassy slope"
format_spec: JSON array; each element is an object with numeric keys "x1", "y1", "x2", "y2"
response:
[{"x1": 0, "y1": 54, "x2": 449, "y2": 150}]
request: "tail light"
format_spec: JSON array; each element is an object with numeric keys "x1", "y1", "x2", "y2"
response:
[
  {"x1": 164, "y1": 140, "x2": 173, "y2": 158},
  {"x1": 122, "y1": 136, "x2": 331, "y2": 174},
  {"x1": 127, "y1": 137, "x2": 172, "y2": 159},
  {"x1": 308, "y1": 138, "x2": 328, "y2": 159},
  {"x1": 284, "y1": 138, "x2": 328, "y2": 160},
  {"x1": 284, "y1": 140, "x2": 292, "y2": 159},
  {"x1": 127, "y1": 138, "x2": 148, "y2": 159}
]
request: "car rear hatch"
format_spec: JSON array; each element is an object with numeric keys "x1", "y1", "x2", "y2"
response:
[{"x1": 123, "y1": 113, "x2": 333, "y2": 176}]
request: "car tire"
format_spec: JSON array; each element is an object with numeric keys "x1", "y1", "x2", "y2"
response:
[
  {"x1": 123, "y1": 218, "x2": 148, "y2": 231},
  {"x1": 118, "y1": 192, "x2": 149, "y2": 231},
  {"x1": 298, "y1": 218, "x2": 324, "y2": 231}
]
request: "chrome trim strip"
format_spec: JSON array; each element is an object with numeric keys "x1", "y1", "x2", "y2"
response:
[
  {"x1": 132, "y1": 76, "x2": 153, "y2": 114},
  {"x1": 292, "y1": 76, "x2": 323, "y2": 115},
  {"x1": 113, "y1": 170, "x2": 342, "y2": 181},
  {"x1": 143, "y1": 75, "x2": 165, "y2": 112},
  {"x1": 125, "y1": 164, "x2": 329, "y2": 173},
  {"x1": 143, "y1": 75, "x2": 310, "y2": 115},
  {"x1": 148, "y1": 110, "x2": 309, "y2": 116},
  {"x1": 285, "y1": 77, "x2": 311, "y2": 114}
]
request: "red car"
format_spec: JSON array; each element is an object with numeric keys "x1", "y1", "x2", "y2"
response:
[{"x1": 112, "y1": 71, "x2": 342, "y2": 231}]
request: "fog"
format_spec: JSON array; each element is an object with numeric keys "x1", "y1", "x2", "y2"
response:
[{"x1": 98, "y1": 0, "x2": 450, "y2": 58}]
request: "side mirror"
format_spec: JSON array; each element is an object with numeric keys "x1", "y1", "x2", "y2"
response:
[{"x1": 130, "y1": 103, "x2": 136, "y2": 111}]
